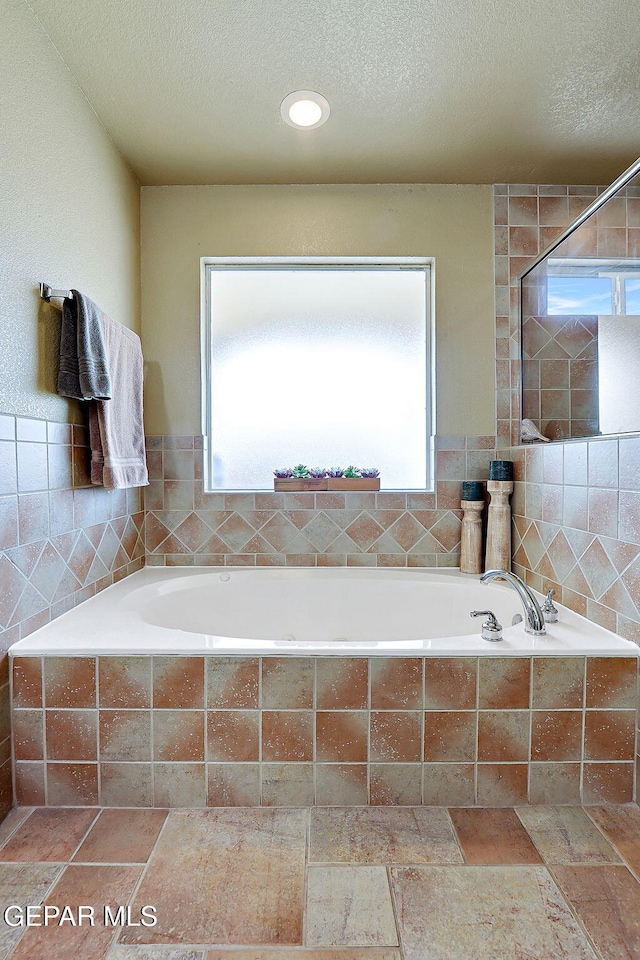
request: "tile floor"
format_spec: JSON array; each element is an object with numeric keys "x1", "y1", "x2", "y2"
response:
[{"x1": 1, "y1": 805, "x2": 640, "y2": 958}]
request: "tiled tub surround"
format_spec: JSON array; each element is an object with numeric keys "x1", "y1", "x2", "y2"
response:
[
  {"x1": 493, "y1": 186, "x2": 640, "y2": 640},
  {"x1": 11, "y1": 654, "x2": 638, "y2": 808},
  {"x1": 144, "y1": 434, "x2": 496, "y2": 567},
  {"x1": 0, "y1": 413, "x2": 146, "y2": 821}
]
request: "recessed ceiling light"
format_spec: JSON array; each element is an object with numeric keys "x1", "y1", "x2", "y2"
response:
[{"x1": 281, "y1": 90, "x2": 330, "y2": 130}]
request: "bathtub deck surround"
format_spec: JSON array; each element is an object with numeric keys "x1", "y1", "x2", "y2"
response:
[
  {"x1": 2, "y1": 804, "x2": 640, "y2": 958},
  {"x1": 9, "y1": 569, "x2": 638, "y2": 807}
]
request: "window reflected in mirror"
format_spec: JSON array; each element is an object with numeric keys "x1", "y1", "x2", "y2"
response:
[{"x1": 520, "y1": 168, "x2": 640, "y2": 441}]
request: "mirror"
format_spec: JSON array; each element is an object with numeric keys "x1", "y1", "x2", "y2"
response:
[{"x1": 520, "y1": 160, "x2": 640, "y2": 441}]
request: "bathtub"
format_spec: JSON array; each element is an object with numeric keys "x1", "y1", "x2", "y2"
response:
[
  {"x1": 8, "y1": 566, "x2": 638, "y2": 657},
  {"x1": 10, "y1": 566, "x2": 639, "y2": 808}
]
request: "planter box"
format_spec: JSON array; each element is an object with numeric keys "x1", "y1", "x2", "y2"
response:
[
  {"x1": 326, "y1": 478, "x2": 380, "y2": 491},
  {"x1": 273, "y1": 477, "x2": 381, "y2": 491},
  {"x1": 274, "y1": 478, "x2": 328, "y2": 491}
]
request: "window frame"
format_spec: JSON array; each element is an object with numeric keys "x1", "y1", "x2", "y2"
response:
[{"x1": 200, "y1": 256, "x2": 436, "y2": 492}]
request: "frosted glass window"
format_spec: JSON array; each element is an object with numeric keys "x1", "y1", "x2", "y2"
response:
[{"x1": 203, "y1": 265, "x2": 431, "y2": 490}]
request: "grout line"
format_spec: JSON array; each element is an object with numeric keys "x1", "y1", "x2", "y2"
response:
[
  {"x1": 386, "y1": 863, "x2": 405, "y2": 959},
  {"x1": 301, "y1": 807, "x2": 310, "y2": 946}
]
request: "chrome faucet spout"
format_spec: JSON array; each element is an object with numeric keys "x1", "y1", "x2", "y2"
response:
[{"x1": 480, "y1": 569, "x2": 546, "y2": 635}]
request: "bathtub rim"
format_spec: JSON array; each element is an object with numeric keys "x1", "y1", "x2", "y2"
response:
[{"x1": 7, "y1": 565, "x2": 639, "y2": 659}]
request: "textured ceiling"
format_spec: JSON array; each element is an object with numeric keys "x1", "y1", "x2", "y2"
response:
[{"x1": 28, "y1": 0, "x2": 640, "y2": 185}]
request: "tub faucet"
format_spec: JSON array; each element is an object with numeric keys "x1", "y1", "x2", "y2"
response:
[{"x1": 480, "y1": 569, "x2": 546, "y2": 636}]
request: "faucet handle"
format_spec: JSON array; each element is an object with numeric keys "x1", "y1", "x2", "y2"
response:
[
  {"x1": 542, "y1": 588, "x2": 559, "y2": 623},
  {"x1": 470, "y1": 609, "x2": 503, "y2": 642}
]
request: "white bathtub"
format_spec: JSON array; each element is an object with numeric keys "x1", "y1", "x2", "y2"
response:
[{"x1": 8, "y1": 566, "x2": 638, "y2": 657}]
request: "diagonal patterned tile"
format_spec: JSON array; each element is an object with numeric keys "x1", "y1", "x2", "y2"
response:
[
  {"x1": 261, "y1": 513, "x2": 300, "y2": 552},
  {"x1": 563, "y1": 528, "x2": 595, "y2": 561},
  {"x1": 562, "y1": 563, "x2": 593, "y2": 599},
  {"x1": 217, "y1": 513, "x2": 256, "y2": 552},
  {"x1": 345, "y1": 513, "x2": 385, "y2": 551},
  {"x1": 620, "y1": 556, "x2": 640, "y2": 615},
  {"x1": 286, "y1": 532, "x2": 320, "y2": 555},
  {"x1": 600, "y1": 578, "x2": 638, "y2": 620},
  {"x1": 156, "y1": 533, "x2": 192, "y2": 555},
  {"x1": 372, "y1": 510, "x2": 404, "y2": 530},
  {"x1": 521, "y1": 522, "x2": 546, "y2": 570},
  {"x1": 240, "y1": 510, "x2": 275, "y2": 531},
  {"x1": 29, "y1": 541, "x2": 67, "y2": 602},
  {"x1": 173, "y1": 513, "x2": 212, "y2": 552},
  {"x1": 579, "y1": 539, "x2": 619, "y2": 600},
  {"x1": 5, "y1": 540, "x2": 46, "y2": 577},
  {"x1": 367, "y1": 532, "x2": 406, "y2": 555},
  {"x1": 66, "y1": 530, "x2": 96, "y2": 584},
  {"x1": 429, "y1": 513, "x2": 462, "y2": 552},
  {"x1": 9, "y1": 581, "x2": 48, "y2": 627},
  {"x1": 145, "y1": 514, "x2": 172, "y2": 552},
  {"x1": 387, "y1": 513, "x2": 427, "y2": 551},
  {"x1": 325, "y1": 532, "x2": 362, "y2": 555},
  {"x1": 196, "y1": 510, "x2": 233, "y2": 532},
  {"x1": 302, "y1": 513, "x2": 342, "y2": 552},
  {"x1": 546, "y1": 531, "x2": 577, "y2": 582},
  {"x1": 196, "y1": 532, "x2": 229, "y2": 555},
  {"x1": 52, "y1": 565, "x2": 83, "y2": 603},
  {"x1": 0, "y1": 554, "x2": 29, "y2": 628},
  {"x1": 121, "y1": 517, "x2": 139, "y2": 559},
  {"x1": 242, "y1": 533, "x2": 276, "y2": 554},
  {"x1": 601, "y1": 538, "x2": 640, "y2": 575},
  {"x1": 409, "y1": 531, "x2": 446, "y2": 555},
  {"x1": 411, "y1": 510, "x2": 440, "y2": 531},
  {"x1": 282, "y1": 510, "x2": 314, "y2": 531},
  {"x1": 97, "y1": 524, "x2": 121, "y2": 570},
  {"x1": 50, "y1": 531, "x2": 79, "y2": 564}
]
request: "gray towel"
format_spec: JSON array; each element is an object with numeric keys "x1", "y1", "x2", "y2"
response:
[
  {"x1": 57, "y1": 290, "x2": 112, "y2": 400},
  {"x1": 88, "y1": 315, "x2": 149, "y2": 490}
]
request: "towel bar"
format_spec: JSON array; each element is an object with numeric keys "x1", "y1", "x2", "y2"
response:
[{"x1": 40, "y1": 283, "x2": 73, "y2": 302}]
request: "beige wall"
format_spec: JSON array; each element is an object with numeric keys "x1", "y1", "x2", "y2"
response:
[
  {"x1": 0, "y1": 0, "x2": 140, "y2": 423},
  {"x1": 141, "y1": 184, "x2": 496, "y2": 436}
]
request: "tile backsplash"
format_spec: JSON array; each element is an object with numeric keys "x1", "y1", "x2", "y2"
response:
[
  {"x1": 0, "y1": 412, "x2": 145, "y2": 819},
  {"x1": 143, "y1": 435, "x2": 496, "y2": 567}
]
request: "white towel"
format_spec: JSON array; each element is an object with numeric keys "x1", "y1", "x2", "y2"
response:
[{"x1": 89, "y1": 315, "x2": 148, "y2": 490}]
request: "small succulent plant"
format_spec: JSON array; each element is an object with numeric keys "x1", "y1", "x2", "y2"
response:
[
  {"x1": 309, "y1": 467, "x2": 327, "y2": 478},
  {"x1": 327, "y1": 467, "x2": 344, "y2": 478},
  {"x1": 360, "y1": 467, "x2": 380, "y2": 478},
  {"x1": 291, "y1": 464, "x2": 310, "y2": 478},
  {"x1": 343, "y1": 465, "x2": 361, "y2": 478},
  {"x1": 274, "y1": 467, "x2": 293, "y2": 478}
]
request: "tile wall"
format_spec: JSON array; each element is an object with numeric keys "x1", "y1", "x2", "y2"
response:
[
  {"x1": 0, "y1": 413, "x2": 146, "y2": 820},
  {"x1": 493, "y1": 185, "x2": 640, "y2": 641},
  {"x1": 144, "y1": 435, "x2": 496, "y2": 567},
  {"x1": 11, "y1": 653, "x2": 637, "y2": 807}
]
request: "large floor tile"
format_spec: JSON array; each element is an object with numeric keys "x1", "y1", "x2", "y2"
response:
[
  {"x1": 450, "y1": 808, "x2": 543, "y2": 864},
  {"x1": 310, "y1": 807, "x2": 462, "y2": 864},
  {"x1": 0, "y1": 808, "x2": 97, "y2": 862},
  {"x1": 390, "y1": 865, "x2": 598, "y2": 960},
  {"x1": 0, "y1": 863, "x2": 61, "y2": 960},
  {"x1": 305, "y1": 866, "x2": 398, "y2": 947},
  {"x1": 517, "y1": 806, "x2": 621, "y2": 864},
  {"x1": 207, "y1": 952, "x2": 401, "y2": 959},
  {"x1": 73, "y1": 809, "x2": 167, "y2": 863},
  {"x1": 119, "y1": 808, "x2": 307, "y2": 946},
  {"x1": 108, "y1": 949, "x2": 205, "y2": 959},
  {"x1": 552, "y1": 865, "x2": 640, "y2": 960},
  {"x1": 9, "y1": 863, "x2": 142, "y2": 960},
  {"x1": 587, "y1": 805, "x2": 640, "y2": 877},
  {"x1": 0, "y1": 808, "x2": 32, "y2": 848}
]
